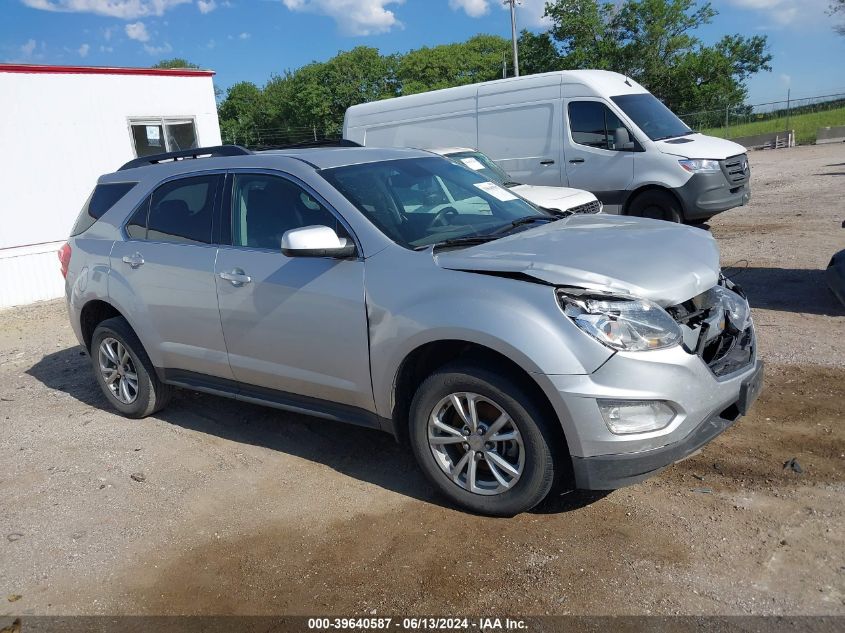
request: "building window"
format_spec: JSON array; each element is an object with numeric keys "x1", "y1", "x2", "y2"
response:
[{"x1": 129, "y1": 118, "x2": 199, "y2": 157}]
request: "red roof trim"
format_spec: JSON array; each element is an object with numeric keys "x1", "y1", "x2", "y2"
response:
[{"x1": 0, "y1": 63, "x2": 215, "y2": 77}]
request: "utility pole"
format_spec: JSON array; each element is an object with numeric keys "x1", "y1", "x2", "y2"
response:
[
  {"x1": 504, "y1": 0, "x2": 520, "y2": 77},
  {"x1": 785, "y1": 88, "x2": 791, "y2": 139}
]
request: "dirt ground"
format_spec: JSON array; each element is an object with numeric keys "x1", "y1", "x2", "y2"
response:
[{"x1": 1, "y1": 143, "x2": 844, "y2": 617}]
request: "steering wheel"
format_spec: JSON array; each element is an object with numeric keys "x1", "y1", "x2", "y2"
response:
[{"x1": 430, "y1": 206, "x2": 459, "y2": 228}]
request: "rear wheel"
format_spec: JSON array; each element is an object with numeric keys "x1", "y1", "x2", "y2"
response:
[
  {"x1": 627, "y1": 189, "x2": 682, "y2": 223},
  {"x1": 409, "y1": 362, "x2": 560, "y2": 516},
  {"x1": 91, "y1": 317, "x2": 173, "y2": 418}
]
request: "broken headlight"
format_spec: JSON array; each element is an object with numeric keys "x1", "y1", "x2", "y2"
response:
[{"x1": 557, "y1": 292, "x2": 682, "y2": 352}]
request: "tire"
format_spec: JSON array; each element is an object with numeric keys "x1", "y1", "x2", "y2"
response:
[
  {"x1": 90, "y1": 316, "x2": 173, "y2": 418},
  {"x1": 408, "y1": 362, "x2": 560, "y2": 516},
  {"x1": 626, "y1": 189, "x2": 682, "y2": 223}
]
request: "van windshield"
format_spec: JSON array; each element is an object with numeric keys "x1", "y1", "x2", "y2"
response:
[
  {"x1": 321, "y1": 157, "x2": 551, "y2": 250},
  {"x1": 611, "y1": 93, "x2": 693, "y2": 141},
  {"x1": 443, "y1": 151, "x2": 519, "y2": 187}
]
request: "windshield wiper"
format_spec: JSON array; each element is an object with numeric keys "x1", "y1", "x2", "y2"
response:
[
  {"x1": 502, "y1": 181, "x2": 522, "y2": 188},
  {"x1": 653, "y1": 131, "x2": 694, "y2": 141},
  {"x1": 431, "y1": 235, "x2": 502, "y2": 250},
  {"x1": 489, "y1": 215, "x2": 556, "y2": 235}
]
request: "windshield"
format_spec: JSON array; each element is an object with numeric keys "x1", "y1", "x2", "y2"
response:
[
  {"x1": 321, "y1": 157, "x2": 550, "y2": 250},
  {"x1": 611, "y1": 93, "x2": 692, "y2": 141},
  {"x1": 444, "y1": 150, "x2": 517, "y2": 186}
]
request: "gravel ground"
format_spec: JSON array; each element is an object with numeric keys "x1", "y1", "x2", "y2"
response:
[{"x1": 1, "y1": 143, "x2": 844, "y2": 617}]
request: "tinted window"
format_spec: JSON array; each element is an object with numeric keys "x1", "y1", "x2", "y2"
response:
[
  {"x1": 71, "y1": 182, "x2": 137, "y2": 236},
  {"x1": 125, "y1": 196, "x2": 150, "y2": 240},
  {"x1": 146, "y1": 175, "x2": 220, "y2": 245},
  {"x1": 611, "y1": 93, "x2": 692, "y2": 141},
  {"x1": 569, "y1": 101, "x2": 634, "y2": 151},
  {"x1": 231, "y1": 174, "x2": 341, "y2": 250}
]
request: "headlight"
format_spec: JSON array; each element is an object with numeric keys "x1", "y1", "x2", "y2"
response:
[
  {"x1": 678, "y1": 159, "x2": 721, "y2": 174},
  {"x1": 712, "y1": 284, "x2": 751, "y2": 331},
  {"x1": 557, "y1": 292, "x2": 682, "y2": 351}
]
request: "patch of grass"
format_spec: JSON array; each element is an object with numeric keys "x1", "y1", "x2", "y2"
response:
[{"x1": 702, "y1": 107, "x2": 845, "y2": 145}]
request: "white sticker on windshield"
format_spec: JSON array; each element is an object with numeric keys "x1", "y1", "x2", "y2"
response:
[
  {"x1": 460, "y1": 157, "x2": 486, "y2": 171},
  {"x1": 474, "y1": 181, "x2": 518, "y2": 202}
]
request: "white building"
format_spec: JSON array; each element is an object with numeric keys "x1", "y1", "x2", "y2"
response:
[{"x1": 0, "y1": 63, "x2": 222, "y2": 308}]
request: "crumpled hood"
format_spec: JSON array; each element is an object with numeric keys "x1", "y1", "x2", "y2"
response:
[
  {"x1": 434, "y1": 214, "x2": 721, "y2": 307},
  {"x1": 654, "y1": 133, "x2": 747, "y2": 160}
]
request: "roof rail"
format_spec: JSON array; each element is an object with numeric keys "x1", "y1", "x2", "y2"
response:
[
  {"x1": 256, "y1": 139, "x2": 362, "y2": 150},
  {"x1": 118, "y1": 145, "x2": 252, "y2": 171}
]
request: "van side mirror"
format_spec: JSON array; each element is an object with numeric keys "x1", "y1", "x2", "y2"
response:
[
  {"x1": 614, "y1": 127, "x2": 635, "y2": 151},
  {"x1": 281, "y1": 225, "x2": 356, "y2": 259}
]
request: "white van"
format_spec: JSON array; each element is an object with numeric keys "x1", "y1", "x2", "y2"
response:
[{"x1": 344, "y1": 70, "x2": 752, "y2": 223}]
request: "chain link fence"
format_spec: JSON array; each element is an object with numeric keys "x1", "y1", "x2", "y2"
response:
[{"x1": 679, "y1": 92, "x2": 845, "y2": 145}]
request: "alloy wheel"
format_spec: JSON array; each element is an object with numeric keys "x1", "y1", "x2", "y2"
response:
[
  {"x1": 427, "y1": 392, "x2": 524, "y2": 495},
  {"x1": 98, "y1": 337, "x2": 139, "y2": 404}
]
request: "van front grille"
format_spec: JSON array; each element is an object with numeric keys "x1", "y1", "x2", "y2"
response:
[{"x1": 721, "y1": 154, "x2": 750, "y2": 185}]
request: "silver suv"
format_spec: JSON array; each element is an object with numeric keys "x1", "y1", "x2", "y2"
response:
[{"x1": 62, "y1": 144, "x2": 763, "y2": 516}]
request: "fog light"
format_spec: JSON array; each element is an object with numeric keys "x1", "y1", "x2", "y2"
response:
[{"x1": 597, "y1": 399, "x2": 676, "y2": 435}]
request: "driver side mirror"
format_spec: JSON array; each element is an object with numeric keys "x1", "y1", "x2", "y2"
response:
[
  {"x1": 281, "y1": 225, "x2": 356, "y2": 259},
  {"x1": 614, "y1": 127, "x2": 635, "y2": 151}
]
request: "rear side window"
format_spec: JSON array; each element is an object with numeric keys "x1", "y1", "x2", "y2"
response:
[
  {"x1": 127, "y1": 175, "x2": 221, "y2": 244},
  {"x1": 70, "y1": 182, "x2": 137, "y2": 236}
]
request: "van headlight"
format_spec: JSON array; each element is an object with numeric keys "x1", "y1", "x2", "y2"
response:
[
  {"x1": 557, "y1": 291, "x2": 682, "y2": 351},
  {"x1": 678, "y1": 159, "x2": 721, "y2": 174}
]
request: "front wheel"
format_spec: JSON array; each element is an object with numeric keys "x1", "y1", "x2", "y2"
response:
[
  {"x1": 626, "y1": 190, "x2": 682, "y2": 223},
  {"x1": 409, "y1": 362, "x2": 560, "y2": 516}
]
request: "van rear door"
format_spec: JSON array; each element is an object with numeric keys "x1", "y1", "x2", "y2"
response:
[{"x1": 477, "y1": 76, "x2": 562, "y2": 187}]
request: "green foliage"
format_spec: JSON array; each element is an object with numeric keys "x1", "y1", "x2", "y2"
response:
[
  {"x1": 152, "y1": 58, "x2": 201, "y2": 69},
  {"x1": 538, "y1": 0, "x2": 771, "y2": 113},
  {"x1": 217, "y1": 0, "x2": 774, "y2": 147},
  {"x1": 831, "y1": 0, "x2": 845, "y2": 34},
  {"x1": 398, "y1": 35, "x2": 511, "y2": 94}
]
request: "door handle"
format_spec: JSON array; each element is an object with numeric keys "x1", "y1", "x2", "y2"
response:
[
  {"x1": 219, "y1": 269, "x2": 252, "y2": 287},
  {"x1": 568, "y1": 158, "x2": 585, "y2": 164},
  {"x1": 540, "y1": 160, "x2": 555, "y2": 165},
  {"x1": 121, "y1": 253, "x2": 144, "y2": 268}
]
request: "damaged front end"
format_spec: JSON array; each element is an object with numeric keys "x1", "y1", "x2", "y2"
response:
[{"x1": 665, "y1": 277, "x2": 755, "y2": 377}]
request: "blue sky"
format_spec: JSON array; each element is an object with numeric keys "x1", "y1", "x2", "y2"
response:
[{"x1": 3, "y1": 0, "x2": 844, "y2": 108}]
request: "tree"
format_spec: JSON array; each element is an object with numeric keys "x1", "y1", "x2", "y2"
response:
[
  {"x1": 541, "y1": 0, "x2": 772, "y2": 114},
  {"x1": 152, "y1": 58, "x2": 201, "y2": 69},
  {"x1": 398, "y1": 35, "x2": 511, "y2": 94},
  {"x1": 217, "y1": 82, "x2": 268, "y2": 146},
  {"x1": 831, "y1": 0, "x2": 845, "y2": 34},
  {"x1": 517, "y1": 30, "x2": 561, "y2": 75}
]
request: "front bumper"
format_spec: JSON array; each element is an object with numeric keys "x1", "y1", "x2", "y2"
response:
[
  {"x1": 539, "y1": 335, "x2": 762, "y2": 489},
  {"x1": 675, "y1": 171, "x2": 751, "y2": 220},
  {"x1": 571, "y1": 361, "x2": 762, "y2": 489}
]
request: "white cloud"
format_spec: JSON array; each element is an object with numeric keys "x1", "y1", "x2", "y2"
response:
[
  {"x1": 125, "y1": 21, "x2": 150, "y2": 41},
  {"x1": 724, "y1": 0, "x2": 829, "y2": 26},
  {"x1": 281, "y1": 0, "x2": 404, "y2": 36},
  {"x1": 20, "y1": 38, "x2": 37, "y2": 57},
  {"x1": 21, "y1": 0, "x2": 192, "y2": 19},
  {"x1": 449, "y1": 0, "x2": 488, "y2": 18},
  {"x1": 238, "y1": 31, "x2": 250, "y2": 39},
  {"x1": 78, "y1": 42, "x2": 90, "y2": 56},
  {"x1": 143, "y1": 41, "x2": 172, "y2": 55},
  {"x1": 197, "y1": 0, "x2": 215, "y2": 13},
  {"x1": 447, "y1": 0, "x2": 551, "y2": 28}
]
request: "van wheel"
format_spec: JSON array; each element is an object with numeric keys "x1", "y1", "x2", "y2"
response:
[
  {"x1": 90, "y1": 317, "x2": 173, "y2": 418},
  {"x1": 409, "y1": 362, "x2": 558, "y2": 516},
  {"x1": 627, "y1": 190, "x2": 682, "y2": 223}
]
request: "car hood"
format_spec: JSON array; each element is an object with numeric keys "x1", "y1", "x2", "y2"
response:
[
  {"x1": 434, "y1": 214, "x2": 720, "y2": 307},
  {"x1": 654, "y1": 133, "x2": 746, "y2": 160},
  {"x1": 510, "y1": 184, "x2": 598, "y2": 213}
]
